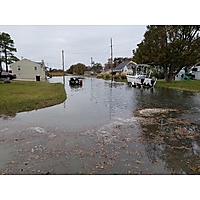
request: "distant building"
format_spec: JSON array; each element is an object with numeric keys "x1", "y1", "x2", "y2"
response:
[
  {"x1": 113, "y1": 61, "x2": 137, "y2": 74},
  {"x1": 84, "y1": 71, "x2": 92, "y2": 76},
  {"x1": 175, "y1": 69, "x2": 185, "y2": 81},
  {"x1": 192, "y1": 65, "x2": 200, "y2": 80},
  {"x1": 10, "y1": 58, "x2": 47, "y2": 81}
]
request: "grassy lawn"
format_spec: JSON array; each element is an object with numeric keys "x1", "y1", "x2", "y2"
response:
[
  {"x1": 0, "y1": 80, "x2": 66, "y2": 116},
  {"x1": 156, "y1": 79, "x2": 200, "y2": 92}
]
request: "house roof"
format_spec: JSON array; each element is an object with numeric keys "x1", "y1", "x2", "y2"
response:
[
  {"x1": 35, "y1": 61, "x2": 44, "y2": 66},
  {"x1": 114, "y1": 61, "x2": 129, "y2": 71},
  {"x1": 11, "y1": 58, "x2": 45, "y2": 67},
  {"x1": 127, "y1": 61, "x2": 137, "y2": 69}
]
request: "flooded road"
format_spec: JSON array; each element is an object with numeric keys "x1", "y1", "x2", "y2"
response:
[{"x1": 1, "y1": 76, "x2": 200, "y2": 174}]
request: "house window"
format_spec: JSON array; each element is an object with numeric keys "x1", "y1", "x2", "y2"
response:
[
  {"x1": 34, "y1": 66, "x2": 38, "y2": 71},
  {"x1": 18, "y1": 66, "x2": 21, "y2": 71}
]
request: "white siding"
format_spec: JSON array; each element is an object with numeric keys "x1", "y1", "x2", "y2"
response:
[
  {"x1": 175, "y1": 69, "x2": 185, "y2": 81},
  {"x1": 124, "y1": 65, "x2": 134, "y2": 75},
  {"x1": 194, "y1": 72, "x2": 200, "y2": 80},
  {"x1": 193, "y1": 66, "x2": 200, "y2": 80}
]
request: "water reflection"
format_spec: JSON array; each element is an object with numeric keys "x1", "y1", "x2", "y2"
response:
[
  {"x1": 135, "y1": 88, "x2": 196, "y2": 110},
  {"x1": 0, "y1": 113, "x2": 16, "y2": 119},
  {"x1": 69, "y1": 84, "x2": 83, "y2": 91},
  {"x1": 1, "y1": 76, "x2": 200, "y2": 174},
  {"x1": 137, "y1": 109, "x2": 200, "y2": 174},
  {"x1": 1, "y1": 77, "x2": 200, "y2": 128},
  {"x1": 62, "y1": 75, "x2": 65, "y2": 85}
]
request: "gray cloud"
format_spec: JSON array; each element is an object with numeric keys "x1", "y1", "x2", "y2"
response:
[{"x1": 0, "y1": 25, "x2": 147, "y2": 69}]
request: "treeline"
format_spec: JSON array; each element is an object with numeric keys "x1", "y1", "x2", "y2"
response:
[
  {"x1": 55, "y1": 58, "x2": 132, "y2": 75},
  {"x1": 66, "y1": 62, "x2": 103, "y2": 75}
]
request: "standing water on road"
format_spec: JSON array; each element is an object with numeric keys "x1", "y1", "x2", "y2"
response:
[{"x1": 1, "y1": 76, "x2": 200, "y2": 174}]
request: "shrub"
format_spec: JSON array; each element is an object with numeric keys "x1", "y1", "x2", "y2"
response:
[
  {"x1": 104, "y1": 73, "x2": 110, "y2": 79},
  {"x1": 114, "y1": 74, "x2": 120, "y2": 80},
  {"x1": 96, "y1": 74, "x2": 102, "y2": 79},
  {"x1": 120, "y1": 72, "x2": 126, "y2": 79}
]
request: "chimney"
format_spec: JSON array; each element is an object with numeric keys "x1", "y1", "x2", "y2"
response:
[{"x1": 41, "y1": 60, "x2": 45, "y2": 67}]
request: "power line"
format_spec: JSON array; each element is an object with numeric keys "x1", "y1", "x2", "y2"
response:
[
  {"x1": 64, "y1": 39, "x2": 140, "y2": 55},
  {"x1": 120, "y1": 50, "x2": 132, "y2": 53},
  {"x1": 64, "y1": 36, "x2": 141, "y2": 56},
  {"x1": 111, "y1": 25, "x2": 134, "y2": 38},
  {"x1": 114, "y1": 49, "x2": 133, "y2": 55},
  {"x1": 99, "y1": 48, "x2": 110, "y2": 63},
  {"x1": 114, "y1": 39, "x2": 141, "y2": 47},
  {"x1": 65, "y1": 46, "x2": 109, "y2": 55},
  {"x1": 65, "y1": 43, "x2": 108, "y2": 52}
]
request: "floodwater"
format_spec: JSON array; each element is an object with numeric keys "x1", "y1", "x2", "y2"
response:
[{"x1": 0, "y1": 76, "x2": 200, "y2": 174}]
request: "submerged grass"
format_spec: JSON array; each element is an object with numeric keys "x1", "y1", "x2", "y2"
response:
[
  {"x1": 0, "y1": 80, "x2": 66, "y2": 116},
  {"x1": 156, "y1": 79, "x2": 200, "y2": 92}
]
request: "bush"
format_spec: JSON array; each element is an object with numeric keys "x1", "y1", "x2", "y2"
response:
[
  {"x1": 96, "y1": 74, "x2": 102, "y2": 79},
  {"x1": 114, "y1": 74, "x2": 120, "y2": 80},
  {"x1": 120, "y1": 72, "x2": 126, "y2": 79},
  {"x1": 104, "y1": 73, "x2": 110, "y2": 79}
]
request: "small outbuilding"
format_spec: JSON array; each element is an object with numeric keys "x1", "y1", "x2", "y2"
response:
[
  {"x1": 192, "y1": 66, "x2": 200, "y2": 80},
  {"x1": 175, "y1": 69, "x2": 185, "y2": 81}
]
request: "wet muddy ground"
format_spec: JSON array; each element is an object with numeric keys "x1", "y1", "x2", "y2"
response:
[{"x1": 1, "y1": 77, "x2": 200, "y2": 174}]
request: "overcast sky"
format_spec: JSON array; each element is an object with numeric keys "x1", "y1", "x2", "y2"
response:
[
  {"x1": 1, "y1": 0, "x2": 197, "y2": 70},
  {"x1": 0, "y1": 25, "x2": 147, "y2": 70}
]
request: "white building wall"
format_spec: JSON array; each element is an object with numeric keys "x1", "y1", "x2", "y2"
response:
[
  {"x1": 10, "y1": 59, "x2": 46, "y2": 81},
  {"x1": 175, "y1": 69, "x2": 185, "y2": 81},
  {"x1": 123, "y1": 66, "x2": 128, "y2": 74},
  {"x1": 124, "y1": 65, "x2": 134, "y2": 75},
  {"x1": 193, "y1": 66, "x2": 200, "y2": 80},
  {"x1": 194, "y1": 72, "x2": 200, "y2": 80}
]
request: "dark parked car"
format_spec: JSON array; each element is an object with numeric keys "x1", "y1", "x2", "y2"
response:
[
  {"x1": 1, "y1": 72, "x2": 17, "y2": 80},
  {"x1": 69, "y1": 77, "x2": 82, "y2": 85}
]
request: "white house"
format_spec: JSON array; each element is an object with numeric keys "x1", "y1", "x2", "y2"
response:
[
  {"x1": 114, "y1": 61, "x2": 137, "y2": 74},
  {"x1": 10, "y1": 59, "x2": 47, "y2": 81}
]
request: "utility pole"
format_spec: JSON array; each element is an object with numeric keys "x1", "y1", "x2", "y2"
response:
[
  {"x1": 91, "y1": 57, "x2": 93, "y2": 68},
  {"x1": 62, "y1": 50, "x2": 65, "y2": 84},
  {"x1": 90, "y1": 57, "x2": 93, "y2": 78},
  {"x1": 110, "y1": 38, "x2": 113, "y2": 81}
]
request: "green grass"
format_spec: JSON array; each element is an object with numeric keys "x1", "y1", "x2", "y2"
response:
[
  {"x1": 156, "y1": 79, "x2": 200, "y2": 92},
  {"x1": 0, "y1": 80, "x2": 66, "y2": 116}
]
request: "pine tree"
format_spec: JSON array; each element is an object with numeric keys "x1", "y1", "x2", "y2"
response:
[{"x1": 0, "y1": 32, "x2": 19, "y2": 72}]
